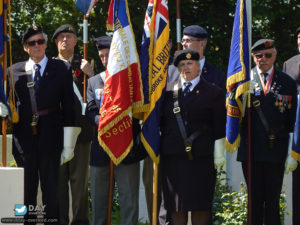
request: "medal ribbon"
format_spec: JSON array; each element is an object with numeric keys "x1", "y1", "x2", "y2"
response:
[{"x1": 258, "y1": 68, "x2": 274, "y2": 95}]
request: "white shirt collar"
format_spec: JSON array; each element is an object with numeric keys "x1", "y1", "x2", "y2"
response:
[
  {"x1": 256, "y1": 65, "x2": 274, "y2": 79},
  {"x1": 28, "y1": 55, "x2": 48, "y2": 77},
  {"x1": 181, "y1": 75, "x2": 200, "y2": 92}
]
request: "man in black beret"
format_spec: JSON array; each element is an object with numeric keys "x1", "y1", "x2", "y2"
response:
[
  {"x1": 237, "y1": 38, "x2": 298, "y2": 224},
  {"x1": 52, "y1": 24, "x2": 94, "y2": 225},
  {"x1": 86, "y1": 36, "x2": 141, "y2": 225},
  {"x1": 167, "y1": 25, "x2": 226, "y2": 91},
  {"x1": 282, "y1": 27, "x2": 300, "y2": 225},
  {"x1": 161, "y1": 49, "x2": 226, "y2": 224},
  {"x1": 6, "y1": 24, "x2": 78, "y2": 224}
]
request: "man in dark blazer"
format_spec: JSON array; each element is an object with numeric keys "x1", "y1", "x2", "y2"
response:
[
  {"x1": 283, "y1": 26, "x2": 300, "y2": 225},
  {"x1": 86, "y1": 36, "x2": 141, "y2": 225},
  {"x1": 52, "y1": 24, "x2": 94, "y2": 225},
  {"x1": 8, "y1": 24, "x2": 78, "y2": 223},
  {"x1": 167, "y1": 25, "x2": 226, "y2": 91},
  {"x1": 238, "y1": 39, "x2": 298, "y2": 225}
]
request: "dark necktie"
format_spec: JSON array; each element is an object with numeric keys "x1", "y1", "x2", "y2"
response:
[
  {"x1": 34, "y1": 64, "x2": 41, "y2": 90},
  {"x1": 261, "y1": 72, "x2": 268, "y2": 84},
  {"x1": 183, "y1": 82, "x2": 192, "y2": 97}
]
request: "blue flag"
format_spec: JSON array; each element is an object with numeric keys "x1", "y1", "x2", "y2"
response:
[
  {"x1": 292, "y1": 93, "x2": 300, "y2": 161},
  {"x1": 75, "y1": 0, "x2": 98, "y2": 15},
  {"x1": 0, "y1": 2, "x2": 8, "y2": 109},
  {"x1": 139, "y1": 0, "x2": 169, "y2": 163},
  {"x1": 225, "y1": 0, "x2": 250, "y2": 152}
]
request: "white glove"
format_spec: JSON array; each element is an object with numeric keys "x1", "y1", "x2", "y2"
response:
[
  {"x1": 285, "y1": 133, "x2": 298, "y2": 174},
  {"x1": 80, "y1": 59, "x2": 94, "y2": 77},
  {"x1": 60, "y1": 127, "x2": 81, "y2": 165},
  {"x1": 242, "y1": 80, "x2": 256, "y2": 117},
  {"x1": 81, "y1": 102, "x2": 87, "y2": 116},
  {"x1": 214, "y1": 138, "x2": 226, "y2": 169},
  {"x1": 0, "y1": 102, "x2": 9, "y2": 117}
]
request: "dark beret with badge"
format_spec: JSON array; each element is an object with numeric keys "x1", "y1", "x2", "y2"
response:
[
  {"x1": 183, "y1": 25, "x2": 208, "y2": 39},
  {"x1": 251, "y1": 39, "x2": 274, "y2": 52},
  {"x1": 22, "y1": 24, "x2": 43, "y2": 44},
  {"x1": 173, "y1": 49, "x2": 200, "y2": 67},
  {"x1": 94, "y1": 36, "x2": 112, "y2": 50},
  {"x1": 52, "y1": 24, "x2": 76, "y2": 40}
]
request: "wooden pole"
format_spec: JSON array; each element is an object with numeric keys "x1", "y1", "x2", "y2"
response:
[
  {"x1": 106, "y1": 160, "x2": 114, "y2": 225},
  {"x1": 152, "y1": 161, "x2": 158, "y2": 225},
  {"x1": 176, "y1": 0, "x2": 181, "y2": 51},
  {"x1": 246, "y1": 1, "x2": 252, "y2": 224},
  {"x1": 1, "y1": 0, "x2": 8, "y2": 167},
  {"x1": 83, "y1": 15, "x2": 88, "y2": 103}
]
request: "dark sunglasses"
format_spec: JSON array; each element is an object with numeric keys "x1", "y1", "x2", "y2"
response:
[
  {"x1": 26, "y1": 39, "x2": 46, "y2": 46},
  {"x1": 254, "y1": 52, "x2": 273, "y2": 59}
]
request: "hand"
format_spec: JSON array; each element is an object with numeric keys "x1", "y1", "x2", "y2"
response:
[
  {"x1": 80, "y1": 59, "x2": 94, "y2": 77},
  {"x1": 81, "y1": 102, "x2": 86, "y2": 116},
  {"x1": 214, "y1": 138, "x2": 226, "y2": 169},
  {"x1": 0, "y1": 102, "x2": 9, "y2": 117},
  {"x1": 285, "y1": 155, "x2": 298, "y2": 174},
  {"x1": 285, "y1": 132, "x2": 298, "y2": 174},
  {"x1": 60, "y1": 127, "x2": 81, "y2": 165},
  {"x1": 60, "y1": 147, "x2": 75, "y2": 165}
]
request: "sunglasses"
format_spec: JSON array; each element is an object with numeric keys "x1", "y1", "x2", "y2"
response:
[
  {"x1": 253, "y1": 52, "x2": 273, "y2": 59},
  {"x1": 26, "y1": 39, "x2": 46, "y2": 46}
]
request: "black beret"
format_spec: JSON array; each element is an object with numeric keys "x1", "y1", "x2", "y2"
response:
[
  {"x1": 22, "y1": 24, "x2": 43, "y2": 44},
  {"x1": 173, "y1": 49, "x2": 200, "y2": 67},
  {"x1": 94, "y1": 36, "x2": 112, "y2": 50},
  {"x1": 52, "y1": 24, "x2": 76, "y2": 40},
  {"x1": 251, "y1": 39, "x2": 274, "y2": 52},
  {"x1": 296, "y1": 27, "x2": 300, "y2": 36},
  {"x1": 183, "y1": 25, "x2": 208, "y2": 39}
]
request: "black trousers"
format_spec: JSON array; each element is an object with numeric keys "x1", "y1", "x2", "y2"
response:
[
  {"x1": 242, "y1": 161, "x2": 284, "y2": 225},
  {"x1": 15, "y1": 147, "x2": 60, "y2": 224},
  {"x1": 293, "y1": 165, "x2": 300, "y2": 225}
]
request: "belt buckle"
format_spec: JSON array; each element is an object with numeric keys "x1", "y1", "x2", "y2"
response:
[
  {"x1": 253, "y1": 100, "x2": 260, "y2": 107},
  {"x1": 173, "y1": 107, "x2": 180, "y2": 114},
  {"x1": 27, "y1": 82, "x2": 35, "y2": 88}
]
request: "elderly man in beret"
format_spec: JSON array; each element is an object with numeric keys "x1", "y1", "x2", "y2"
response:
[
  {"x1": 237, "y1": 39, "x2": 298, "y2": 225},
  {"x1": 3, "y1": 24, "x2": 78, "y2": 224},
  {"x1": 52, "y1": 24, "x2": 94, "y2": 225},
  {"x1": 86, "y1": 36, "x2": 141, "y2": 225},
  {"x1": 160, "y1": 49, "x2": 225, "y2": 225},
  {"x1": 283, "y1": 27, "x2": 300, "y2": 225}
]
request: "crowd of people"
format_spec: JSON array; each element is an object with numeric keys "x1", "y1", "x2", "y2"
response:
[{"x1": 0, "y1": 22, "x2": 299, "y2": 225}]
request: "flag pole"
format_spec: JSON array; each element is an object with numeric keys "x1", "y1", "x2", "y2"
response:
[
  {"x1": 176, "y1": 0, "x2": 181, "y2": 51},
  {"x1": 82, "y1": 15, "x2": 88, "y2": 103},
  {"x1": 106, "y1": 160, "x2": 114, "y2": 225},
  {"x1": 152, "y1": 161, "x2": 158, "y2": 225},
  {"x1": 1, "y1": 0, "x2": 8, "y2": 167},
  {"x1": 246, "y1": 1, "x2": 252, "y2": 224}
]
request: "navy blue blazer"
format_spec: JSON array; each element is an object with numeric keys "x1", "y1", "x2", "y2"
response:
[
  {"x1": 10, "y1": 57, "x2": 75, "y2": 160},
  {"x1": 85, "y1": 72, "x2": 109, "y2": 167}
]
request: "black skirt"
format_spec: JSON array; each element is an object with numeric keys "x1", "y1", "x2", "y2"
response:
[{"x1": 161, "y1": 155, "x2": 216, "y2": 211}]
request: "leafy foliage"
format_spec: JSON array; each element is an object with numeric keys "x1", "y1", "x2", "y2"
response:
[
  {"x1": 7, "y1": 0, "x2": 300, "y2": 73},
  {"x1": 212, "y1": 169, "x2": 288, "y2": 224}
]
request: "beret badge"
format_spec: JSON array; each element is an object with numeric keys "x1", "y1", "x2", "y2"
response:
[
  {"x1": 186, "y1": 53, "x2": 191, "y2": 59},
  {"x1": 33, "y1": 25, "x2": 38, "y2": 31}
]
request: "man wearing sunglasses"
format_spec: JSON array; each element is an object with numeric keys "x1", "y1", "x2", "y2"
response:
[
  {"x1": 282, "y1": 26, "x2": 300, "y2": 225},
  {"x1": 52, "y1": 24, "x2": 94, "y2": 225},
  {"x1": 167, "y1": 25, "x2": 226, "y2": 91},
  {"x1": 7, "y1": 24, "x2": 79, "y2": 224},
  {"x1": 237, "y1": 39, "x2": 298, "y2": 225}
]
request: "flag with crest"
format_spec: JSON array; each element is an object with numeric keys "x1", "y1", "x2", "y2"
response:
[
  {"x1": 98, "y1": 0, "x2": 144, "y2": 165},
  {"x1": 226, "y1": 0, "x2": 250, "y2": 152},
  {"x1": 139, "y1": 0, "x2": 169, "y2": 163}
]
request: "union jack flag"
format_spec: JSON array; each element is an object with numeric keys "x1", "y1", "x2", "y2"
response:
[{"x1": 140, "y1": 0, "x2": 169, "y2": 163}]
